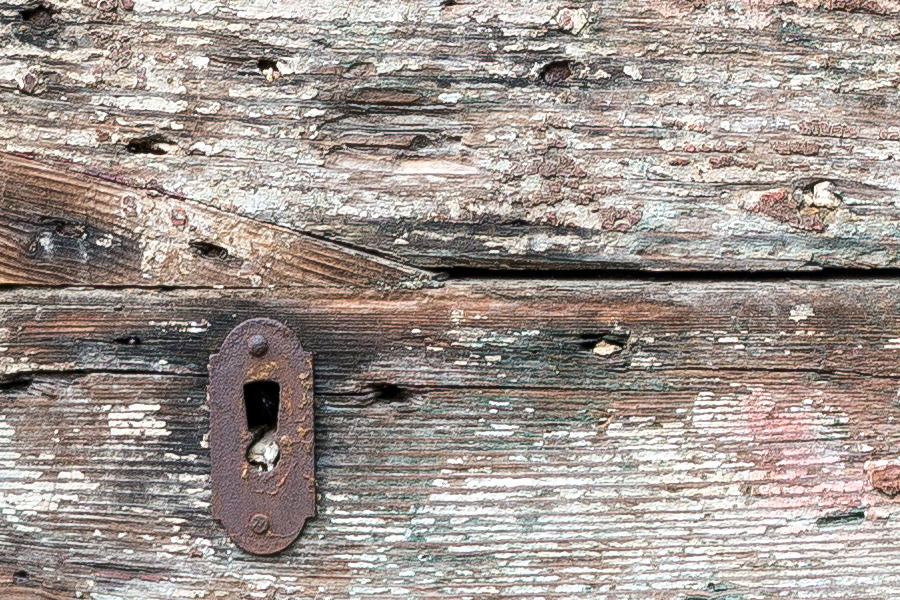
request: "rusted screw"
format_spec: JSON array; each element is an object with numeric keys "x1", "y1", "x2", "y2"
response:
[
  {"x1": 249, "y1": 513, "x2": 270, "y2": 534},
  {"x1": 248, "y1": 335, "x2": 268, "y2": 357}
]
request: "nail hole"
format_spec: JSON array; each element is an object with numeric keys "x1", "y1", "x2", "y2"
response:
[
  {"x1": 12, "y1": 570, "x2": 29, "y2": 584},
  {"x1": 371, "y1": 383, "x2": 409, "y2": 402},
  {"x1": 539, "y1": 60, "x2": 573, "y2": 86},
  {"x1": 0, "y1": 378, "x2": 34, "y2": 392},
  {"x1": 257, "y1": 58, "x2": 280, "y2": 82},
  {"x1": 407, "y1": 134, "x2": 432, "y2": 150},
  {"x1": 126, "y1": 134, "x2": 174, "y2": 155},
  {"x1": 579, "y1": 332, "x2": 628, "y2": 356},
  {"x1": 189, "y1": 241, "x2": 229, "y2": 261},
  {"x1": 20, "y1": 3, "x2": 55, "y2": 26},
  {"x1": 38, "y1": 216, "x2": 85, "y2": 238},
  {"x1": 112, "y1": 335, "x2": 141, "y2": 345},
  {"x1": 244, "y1": 380, "x2": 280, "y2": 472}
]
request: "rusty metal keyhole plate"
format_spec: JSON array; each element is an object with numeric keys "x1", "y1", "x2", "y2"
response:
[{"x1": 209, "y1": 318, "x2": 315, "y2": 555}]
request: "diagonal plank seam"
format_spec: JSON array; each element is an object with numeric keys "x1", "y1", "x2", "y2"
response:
[{"x1": 0, "y1": 152, "x2": 436, "y2": 289}]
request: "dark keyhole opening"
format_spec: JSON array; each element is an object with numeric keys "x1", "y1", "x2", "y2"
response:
[{"x1": 244, "y1": 380, "x2": 280, "y2": 472}]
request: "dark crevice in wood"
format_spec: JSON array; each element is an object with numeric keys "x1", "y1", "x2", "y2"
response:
[
  {"x1": 538, "y1": 60, "x2": 573, "y2": 85},
  {"x1": 322, "y1": 386, "x2": 431, "y2": 408},
  {"x1": 12, "y1": 570, "x2": 30, "y2": 584},
  {"x1": 111, "y1": 335, "x2": 142, "y2": 345},
  {"x1": 369, "y1": 383, "x2": 411, "y2": 403},
  {"x1": 816, "y1": 508, "x2": 865, "y2": 527},
  {"x1": 2, "y1": 263, "x2": 900, "y2": 293},
  {"x1": 188, "y1": 240, "x2": 230, "y2": 261},
  {"x1": 578, "y1": 332, "x2": 629, "y2": 354},
  {"x1": 37, "y1": 216, "x2": 86, "y2": 238},
  {"x1": 20, "y1": 3, "x2": 56, "y2": 25},
  {"x1": 63, "y1": 560, "x2": 169, "y2": 574},
  {"x1": 438, "y1": 266, "x2": 900, "y2": 282},
  {"x1": 0, "y1": 369, "x2": 206, "y2": 383},
  {"x1": 256, "y1": 58, "x2": 280, "y2": 81},
  {"x1": 125, "y1": 134, "x2": 174, "y2": 155},
  {"x1": 0, "y1": 378, "x2": 34, "y2": 392}
]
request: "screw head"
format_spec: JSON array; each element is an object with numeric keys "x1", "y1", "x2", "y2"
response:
[
  {"x1": 249, "y1": 513, "x2": 270, "y2": 534},
  {"x1": 248, "y1": 335, "x2": 269, "y2": 357}
]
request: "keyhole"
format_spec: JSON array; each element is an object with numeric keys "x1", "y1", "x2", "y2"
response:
[{"x1": 244, "y1": 380, "x2": 280, "y2": 472}]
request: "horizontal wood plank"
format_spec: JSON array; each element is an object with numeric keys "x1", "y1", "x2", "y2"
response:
[
  {"x1": 1, "y1": 280, "x2": 898, "y2": 391},
  {"x1": 1, "y1": 281, "x2": 900, "y2": 597},
  {"x1": 3, "y1": 1, "x2": 900, "y2": 271},
  {"x1": 2, "y1": 373, "x2": 900, "y2": 598}
]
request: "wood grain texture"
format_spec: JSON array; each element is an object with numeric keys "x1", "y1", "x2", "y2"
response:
[
  {"x1": 3, "y1": 0, "x2": 900, "y2": 271},
  {"x1": 2, "y1": 280, "x2": 900, "y2": 390},
  {"x1": 5, "y1": 0, "x2": 900, "y2": 597},
  {"x1": 2, "y1": 281, "x2": 900, "y2": 598},
  {"x1": 0, "y1": 153, "x2": 432, "y2": 288}
]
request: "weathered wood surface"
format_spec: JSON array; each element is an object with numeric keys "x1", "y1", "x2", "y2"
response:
[
  {"x1": 0, "y1": 153, "x2": 432, "y2": 288},
  {"x1": 5, "y1": 1, "x2": 900, "y2": 598},
  {"x1": 3, "y1": 1, "x2": 900, "y2": 271},
  {"x1": 3, "y1": 281, "x2": 900, "y2": 598}
]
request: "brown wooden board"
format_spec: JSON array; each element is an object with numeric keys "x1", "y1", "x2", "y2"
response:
[
  {"x1": 3, "y1": 2, "x2": 900, "y2": 272},
  {"x1": 5, "y1": 0, "x2": 900, "y2": 597},
  {"x1": 1, "y1": 281, "x2": 900, "y2": 598}
]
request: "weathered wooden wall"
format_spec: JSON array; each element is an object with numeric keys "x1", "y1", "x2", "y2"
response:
[{"x1": 3, "y1": 0, "x2": 900, "y2": 597}]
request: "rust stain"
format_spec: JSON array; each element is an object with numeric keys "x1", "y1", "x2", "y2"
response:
[
  {"x1": 599, "y1": 207, "x2": 643, "y2": 232},
  {"x1": 868, "y1": 464, "x2": 900, "y2": 497},
  {"x1": 170, "y1": 207, "x2": 187, "y2": 228},
  {"x1": 748, "y1": 189, "x2": 827, "y2": 232}
]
